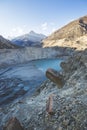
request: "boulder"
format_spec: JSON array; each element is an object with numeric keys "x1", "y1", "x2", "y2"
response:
[
  {"x1": 46, "y1": 68, "x2": 64, "y2": 88},
  {"x1": 3, "y1": 117, "x2": 24, "y2": 130}
]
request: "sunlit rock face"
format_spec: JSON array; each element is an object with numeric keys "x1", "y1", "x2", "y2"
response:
[{"x1": 43, "y1": 16, "x2": 87, "y2": 50}]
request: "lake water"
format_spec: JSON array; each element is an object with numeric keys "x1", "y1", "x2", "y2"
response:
[
  {"x1": 32, "y1": 58, "x2": 62, "y2": 72},
  {"x1": 0, "y1": 58, "x2": 62, "y2": 106}
]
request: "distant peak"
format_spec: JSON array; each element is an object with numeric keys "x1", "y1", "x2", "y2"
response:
[{"x1": 29, "y1": 31, "x2": 36, "y2": 35}]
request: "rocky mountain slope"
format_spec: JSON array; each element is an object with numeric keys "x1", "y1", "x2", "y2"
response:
[
  {"x1": 12, "y1": 31, "x2": 46, "y2": 47},
  {"x1": 43, "y1": 16, "x2": 87, "y2": 50},
  {"x1": 0, "y1": 35, "x2": 19, "y2": 49},
  {"x1": 0, "y1": 49, "x2": 87, "y2": 130}
]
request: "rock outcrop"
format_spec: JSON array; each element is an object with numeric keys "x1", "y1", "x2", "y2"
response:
[
  {"x1": 61, "y1": 49, "x2": 87, "y2": 80},
  {"x1": 46, "y1": 68, "x2": 64, "y2": 88}
]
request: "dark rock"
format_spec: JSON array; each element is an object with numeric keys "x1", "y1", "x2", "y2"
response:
[
  {"x1": 46, "y1": 68, "x2": 64, "y2": 88},
  {"x1": 3, "y1": 117, "x2": 24, "y2": 130}
]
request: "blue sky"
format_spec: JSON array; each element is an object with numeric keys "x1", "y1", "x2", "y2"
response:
[{"x1": 0, "y1": 0, "x2": 87, "y2": 38}]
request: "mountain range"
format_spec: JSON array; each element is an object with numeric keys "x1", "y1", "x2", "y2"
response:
[
  {"x1": 0, "y1": 35, "x2": 19, "y2": 49},
  {"x1": 0, "y1": 15, "x2": 87, "y2": 50},
  {"x1": 11, "y1": 31, "x2": 46, "y2": 47}
]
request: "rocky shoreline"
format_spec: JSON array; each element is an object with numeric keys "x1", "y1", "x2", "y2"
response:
[{"x1": 0, "y1": 49, "x2": 87, "y2": 130}]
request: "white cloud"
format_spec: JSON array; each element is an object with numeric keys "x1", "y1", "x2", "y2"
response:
[
  {"x1": 41, "y1": 22, "x2": 48, "y2": 31},
  {"x1": 39, "y1": 22, "x2": 56, "y2": 35},
  {"x1": 8, "y1": 22, "x2": 57, "y2": 39},
  {"x1": 51, "y1": 27, "x2": 56, "y2": 33},
  {"x1": 9, "y1": 26, "x2": 28, "y2": 38},
  {"x1": 10, "y1": 27, "x2": 24, "y2": 37},
  {"x1": 12, "y1": 27, "x2": 22, "y2": 33}
]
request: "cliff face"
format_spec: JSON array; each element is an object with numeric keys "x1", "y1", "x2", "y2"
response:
[
  {"x1": 0, "y1": 46, "x2": 76, "y2": 68},
  {"x1": 0, "y1": 47, "x2": 61, "y2": 67},
  {"x1": 43, "y1": 16, "x2": 87, "y2": 50}
]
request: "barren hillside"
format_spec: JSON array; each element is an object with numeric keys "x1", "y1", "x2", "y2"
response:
[{"x1": 43, "y1": 16, "x2": 87, "y2": 50}]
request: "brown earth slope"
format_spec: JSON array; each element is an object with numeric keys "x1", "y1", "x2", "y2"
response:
[{"x1": 43, "y1": 15, "x2": 87, "y2": 50}]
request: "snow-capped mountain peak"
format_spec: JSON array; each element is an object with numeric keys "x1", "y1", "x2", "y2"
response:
[{"x1": 11, "y1": 31, "x2": 47, "y2": 47}]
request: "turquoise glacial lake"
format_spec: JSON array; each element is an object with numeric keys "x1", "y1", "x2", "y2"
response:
[{"x1": 32, "y1": 58, "x2": 62, "y2": 72}]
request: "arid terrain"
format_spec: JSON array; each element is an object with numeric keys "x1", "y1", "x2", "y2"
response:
[{"x1": 43, "y1": 16, "x2": 87, "y2": 50}]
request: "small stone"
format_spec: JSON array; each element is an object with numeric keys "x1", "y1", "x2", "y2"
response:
[
  {"x1": 65, "y1": 106, "x2": 69, "y2": 111},
  {"x1": 63, "y1": 119, "x2": 69, "y2": 126},
  {"x1": 46, "y1": 94, "x2": 56, "y2": 115}
]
